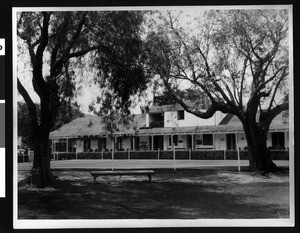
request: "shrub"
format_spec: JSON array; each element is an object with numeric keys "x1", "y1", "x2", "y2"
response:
[
  {"x1": 48, "y1": 149, "x2": 288, "y2": 161},
  {"x1": 130, "y1": 151, "x2": 158, "y2": 159},
  {"x1": 191, "y1": 150, "x2": 224, "y2": 160},
  {"x1": 159, "y1": 151, "x2": 173, "y2": 159},
  {"x1": 114, "y1": 151, "x2": 129, "y2": 159},
  {"x1": 175, "y1": 150, "x2": 190, "y2": 159},
  {"x1": 55, "y1": 152, "x2": 76, "y2": 160},
  {"x1": 270, "y1": 150, "x2": 289, "y2": 160}
]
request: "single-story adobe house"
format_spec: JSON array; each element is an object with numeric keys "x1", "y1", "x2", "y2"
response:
[{"x1": 49, "y1": 103, "x2": 289, "y2": 155}]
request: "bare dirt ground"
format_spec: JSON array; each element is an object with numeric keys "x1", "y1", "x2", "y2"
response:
[{"x1": 18, "y1": 168, "x2": 289, "y2": 219}]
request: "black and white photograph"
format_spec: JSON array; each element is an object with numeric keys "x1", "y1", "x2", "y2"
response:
[{"x1": 13, "y1": 5, "x2": 294, "y2": 229}]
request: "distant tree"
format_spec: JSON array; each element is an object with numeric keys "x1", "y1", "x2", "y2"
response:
[
  {"x1": 17, "y1": 11, "x2": 148, "y2": 187},
  {"x1": 52, "y1": 100, "x2": 84, "y2": 131},
  {"x1": 18, "y1": 100, "x2": 83, "y2": 147},
  {"x1": 18, "y1": 102, "x2": 37, "y2": 149},
  {"x1": 145, "y1": 9, "x2": 289, "y2": 171}
]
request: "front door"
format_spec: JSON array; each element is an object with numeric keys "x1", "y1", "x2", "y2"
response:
[
  {"x1": 226, "y1": 134, "x2": 236, "y2": 150},
  {"x1": 154, "y1": 135, "x2": 163, "y2": 150},
  {"x1": 187, "y1": 135, "x2": 192, "y2": 149}
]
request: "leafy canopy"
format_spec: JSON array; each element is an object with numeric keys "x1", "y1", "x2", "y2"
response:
[{"x1": 145, "y1": 9, "x2": 289, "y2": 127}]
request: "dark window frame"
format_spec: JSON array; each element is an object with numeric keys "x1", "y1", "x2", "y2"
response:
[
  {"x1": 271, "y1": 132, "x2": 285, "y2": 149},
  {"x1": 177, "y1": 110, "x2": 185, "y2": 120},
  {"x1": 203, "y1": 134, "x2": 213, "y2": 146}
]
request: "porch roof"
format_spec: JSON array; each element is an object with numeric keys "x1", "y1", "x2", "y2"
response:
[{"x1": 135, "y1": 123, "x2": 288, "y2": 136}]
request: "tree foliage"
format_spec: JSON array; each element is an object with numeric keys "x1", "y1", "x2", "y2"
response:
[
  {"x1": 17, "y1": 10, "x2": 149, "y2": 187},
  {"x1": 18, "y1": 100, "x2": 84, "y2": 147},
  {"x1": 145, "y1": 9, "x2": 289, "y2": 171}
]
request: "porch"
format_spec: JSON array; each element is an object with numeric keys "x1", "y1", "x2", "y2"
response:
[{"x1": 50, "y1": 130, "x2": 289, "y2": 154}]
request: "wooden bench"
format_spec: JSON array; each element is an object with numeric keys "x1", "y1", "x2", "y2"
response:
[{"x1": 90, "y1": 170, "x2": 155, "y2": 183}]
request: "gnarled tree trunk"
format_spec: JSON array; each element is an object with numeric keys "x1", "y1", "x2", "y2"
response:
[
  {"x1": 30, "y1": 127, "x2": 57, "y2": 188},
  {"x1": 242, "y1": 119, "x2": 277, "y2": 172}
]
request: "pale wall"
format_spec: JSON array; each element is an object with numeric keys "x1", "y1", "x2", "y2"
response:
[
  {"x1": 236, "y1": 133, "x2": 247, "y2": 150},
  {"x1": 91, "y1": 140, "x2": 98, "y2": 151},
  {"x1": 164, "y1": 111, "x2": 224, "y2": 127},
  {"x1": 76, "y1": 140, "x2": 83, "y2": 152},
  {"x1": 214, "y1": 134, "x2": 226, "y2": 150},
  {"x1": 122, "y1": 138, "x2": 131, "y2": 150},
  {"x1": 106, "y1": 138, "x2": 114, "y2": 150}
]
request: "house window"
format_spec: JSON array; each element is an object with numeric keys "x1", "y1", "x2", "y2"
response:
[
  {"x1": 196, "y1": 139, "x2": 202, "y2": 145},
  {"x1": 203, "y1": 134, "x2": 213, "y2": 146},
  {"x1": 173, "y1": 135, "x2": 178, "y2": 146},
  {"x1": 116, "y1": 137, "x2": 123, "y2": 151},
  {"x1": 132, "y1": 136, "x2": 140, "y2": 150},
  {"x1": 68, "y1": 139, "x2": 77, "y2": 152},
  {"x1": 83, "y1": 139, "x2": 91, "y2": 152},
  {"x1": 98, "y1": 138, "x2": 106, "y2": 150},
  {"x1": 271, "y1": 132, "x2": 285, "y2": 149},
  {"x1": 226, "y1": 134, "x2": 236, "y2": 150},
  {"x1": 177, "y1": 110, "x2": 185, "y2": 120}
]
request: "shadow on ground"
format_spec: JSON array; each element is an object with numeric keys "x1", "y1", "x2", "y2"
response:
[{"x1": 18, "y1": 169, "x2": 289, "y2": 219}]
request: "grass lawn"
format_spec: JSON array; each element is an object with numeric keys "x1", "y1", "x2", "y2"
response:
[{"x1": 18, "y1": 168, "x2": 289, "y2": 219}]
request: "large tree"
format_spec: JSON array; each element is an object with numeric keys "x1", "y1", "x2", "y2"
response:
[
  {"x1": 145, "y1": 9, "x2": 289, "y2": 171},
  {"x1": 17, "y1": 11, "x2": 148, "y2": 187}
]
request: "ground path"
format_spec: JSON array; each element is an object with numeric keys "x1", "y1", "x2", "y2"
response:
[{"x1": 18, "y1": 159, "x2": 289, "y2": 171}]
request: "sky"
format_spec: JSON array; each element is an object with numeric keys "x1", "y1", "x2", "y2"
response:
[{"x1": 16, "y1": 7, "x2": 291, "y2": 115}]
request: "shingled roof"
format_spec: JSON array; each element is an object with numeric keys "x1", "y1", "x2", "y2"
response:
[
  {"x1": 50, "y1": 114, "x2": 146, "y2": 138},
  {"x1": 50, "y1": 111, "x2": 288, "y2": 139}
]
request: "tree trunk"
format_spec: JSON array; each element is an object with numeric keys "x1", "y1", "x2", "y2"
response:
[
  {"x1": 243, "y1": 121, "x2": 277, "y2": 172},
  {"x1": 30, "y1": 128, "x2": 56, "y2": 188}
]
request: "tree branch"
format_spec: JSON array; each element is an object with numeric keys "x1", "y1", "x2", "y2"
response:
[
  {"x1": 252, "y1": 65, "x2": 288, "y2": 98},
  {"x1": 32, "y1": 12, "x2": 51, "y2": 97},
  {"x1": 36, "y1": 12, "x2": 51, "y2": 60},
  {"x1": 239, "y1": 57, "x2": 248, "y2": 108},
  {"x1": 50, "y1": 12, "x2": 72, "y2": 74},
  {"x1": 267, "y1": 72, "x2": 288, "y2": 112},
  {"x1": 265, "y1": 102, "x2": 289, "y2": 126},
  {"x1": 63, "y1": 12, "x2": 88, "y2": 57},
  {"x1": 17, "y1": 78, "x2": 38, "y2": 128}
]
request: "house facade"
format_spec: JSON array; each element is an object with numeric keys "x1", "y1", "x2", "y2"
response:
[{"x1": 49, "y1": 103, "x2": 289, "y2": 154}]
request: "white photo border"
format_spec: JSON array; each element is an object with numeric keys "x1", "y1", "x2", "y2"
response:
[{"x1": 13, "y1": 5, "x2": 294, "y2": 229}]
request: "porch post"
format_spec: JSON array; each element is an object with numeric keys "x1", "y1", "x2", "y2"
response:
[
  {"x1": 173, "y1": 135, "x2": 176, "y2": 171},
  {"x1": 151, "y1": 135, "x2": 154, "y2": 151},
  {"x1": 192, "y1": 134, "x2": 194, "y2": 150},
  {"x1": 66, "y1": 138, "x2": 69, "y2": 152},
  {"x1": 284, "y1": 131, "x2": 288, "y2": 149},
  {"x1": 132, "y1": 136, "x2": 135, "y2": 151},
  {"x1": 111, "y1": 137, "x2": 115, "y2": 170},
  {"x1": 236, "y1": 132, "x2": 240, "y2": 172},
  {"x1": 51, "y1": 139, "x2": 54, "y2": 161}
]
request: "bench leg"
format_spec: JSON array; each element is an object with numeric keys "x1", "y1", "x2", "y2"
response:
[
  {"x1": 148, "y1": 175, "x2": 152, "y2": 182},
  {"x1": 93, "y1": 176, "x2": 96, "y2": 184}
]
